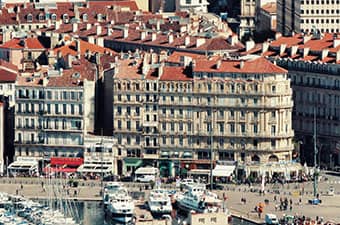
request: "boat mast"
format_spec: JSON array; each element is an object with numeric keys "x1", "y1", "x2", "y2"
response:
[{"x1": 313, "y1": 106, "x2": 318, "y2": 198}]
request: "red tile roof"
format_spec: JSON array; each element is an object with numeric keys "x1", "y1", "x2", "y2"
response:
[
  {"x1": 0, "y1": 69, "x2": 17, "y2": 82},
  {"x1": 0, "y1": 38, "x2": 45, "y2": 49},
  {"x1": 0, "y1": 59, "x2": 18, "y2": 72},
  {"x1": 160, "y1": 67, "x2": 192, "y2": 81},
  {"x1": 53, "y1": 40, "x2": 116, "y2": 56},
  {"x1": 194, "y1": 57, "x2": 287, "y2": 74}
]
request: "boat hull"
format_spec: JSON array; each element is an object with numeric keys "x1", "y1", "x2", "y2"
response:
[{"x1": 106, "y1": 210, "x2": 134, "y2": 223}]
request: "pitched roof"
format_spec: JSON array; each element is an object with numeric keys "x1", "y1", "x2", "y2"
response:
[
  {"x1": 160, "y1": 67, "x2": 192, "y2": 81},
  {"x1": 0, "y1": 38, "x2": 45, "y2": 49},
  {"x1": 194, "y1": 57, "x2": 287, "y2": 74},
  {"x1": 53, "y1": 39, "x2": 116, "y2": 56},
  {"x1": 261, "y1": 2, "x2": 277, "y2": 14}
]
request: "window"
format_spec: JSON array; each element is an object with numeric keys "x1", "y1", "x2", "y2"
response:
[
  {"x1": 271, "y1": 125, "x2": 276, "y2": 135},
  {"x1": 219, "y1": 123, "x2": 224, "y2": 133},
  {"x1": 27, "y1": 14, "x2": 33, "y2": 22},
  {"x1": 83, "y1": 13, "x2": 88, "y2": 21},
  {"x1": 272, "y1": 85, "x2": 276, "y2": 93},
  {"x1": 254, "y1": 124, "x2": 258, "y2": 133},
  {"x1": 51, "y1": 14, "x2": 57, "y2": 21},
  {"x1": 230, "y1": 124, "x2": 235, "y2": 133},
  {"x1": 241, "y1": 124, "x2": 245, "y2": 133}
]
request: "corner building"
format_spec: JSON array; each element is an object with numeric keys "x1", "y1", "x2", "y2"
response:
[{"x1": 104, "y1": 52, "x2": 294, "y2": 177}]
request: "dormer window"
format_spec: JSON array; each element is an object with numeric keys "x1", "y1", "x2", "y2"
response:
[
  {"x1": 27, "y1": 14, "x2": 33, "y2": 22},
  {"x1": 82, "y1": 13, "x2": 88, "y2": 22},
  {"x1": 38, "y1": 13, "x2": 45, "y2": 21},
  {"x1": 63, "y1": 14, "x2": 69, "y2": 23},
  {"x1": 97, "y1": 13, "x2": 103, "y2": 22},
  {"x1": 51, "y1": 14, "x2": 57, "y2": 21}
]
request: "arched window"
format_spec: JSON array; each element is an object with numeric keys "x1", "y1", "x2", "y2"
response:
[
  {"x1": 38, "y1": 13, "x2": 45, "y2": 21},
  {"x1": 51, "y1": 14, "x2": 57, "y2": 21},
  {"x1": 268, "y1": 155, "x2": 279, "y2": 162},
  {"x1": 27, "y1": 13, "x2": 33, "y2": 22},
  {"x1": 63, "y1": 14, "x2": 69, "y2": 22},
  {"x1": 251, "y1": 155, "x2": 260, "y2": 162},
  {"x1": 82, "y1": 13, "x2": 88, "y2": 21}
]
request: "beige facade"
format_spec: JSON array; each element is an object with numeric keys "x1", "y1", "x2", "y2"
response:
[{"x1": 106, "y1": 54, "x2": 294, "y2": 176}]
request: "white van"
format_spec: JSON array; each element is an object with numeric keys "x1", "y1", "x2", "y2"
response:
[{"x1": 134, "y1": 167, "x2": 159, "y2": 183}]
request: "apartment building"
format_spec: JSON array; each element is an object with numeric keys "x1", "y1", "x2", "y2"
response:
[
  {"x1": 176, "y1": 0, "x2": 209, "y2": 13},
  {"x1": 101, "y1": 51, "x2": 295, "y2": 178},
  {"x1": 246, "y1": 32, "x2": 340, "y2": 167},
  {"x1": 14, "y1": 55, "x2": 95, "y2": 163},
  {"x1": 277, "y1": 0, "x2": 340, "y2": 36}
]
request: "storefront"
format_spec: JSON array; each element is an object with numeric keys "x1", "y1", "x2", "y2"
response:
[
  {"x1": 44, "y1": 157, "x2": 83, "y2": 175},
  {"x1": 123, "y1": 158, "x2": 143, "y2": 176}
]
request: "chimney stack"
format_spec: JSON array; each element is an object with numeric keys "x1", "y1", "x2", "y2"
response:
[
  {"x1": 72, "y1": 23, "x2": 78, "y2": 33},
  {"x1": 107, "y1": 27, "x2": 112, "y2": 36},
  {"x1": 76, "y1": 39, "x2": 81, "y2": 55},
  {"x1": 158, "y1": 62, "x2": 164, "y2": 77},
  {"x1": 74, "y1": 4, "x2": 79, "y2": 19},
  {"x1": 168, "y1": 33, "x2": 174, "y2": 44},
  {"x1": 185, "y1": 36, "x2": 190, "y2": 47},
  {"x1": 303, "y1": 47, "x2": 310, "y2": 58},
  {"x1": 96, "y1": 25, "x2": 102, "y2": 35},
  {"x1": 123, "y1": 26, "x2": 129, "y2": 38},
  {"x1": 86, "y1": 23, "x2": 92, "y2": 30},
  {"x1": 66, "y1": 54, "x2": 73, "y2": 68},
  {"x1": 262, "y1": 41, "x2": 269, "y2": 54},
  {"x1": 97, "y1": 37, "x2": 104, "y2": 47},
  {"x1": 151, "y1": 32, "x2": 157, "y2": 41},
  {"x1": 196, "y1": 38, "x2": 206, "y2": 47},
  {"x1": 216, "y1": 59, "x2": 221, "y2": 69},
  {"x1": 275, "y1": 32, "x2": 282, "y2": 40},
  {"x1": 141, "y1": 31, "x2": 147, "y2": 41},
  {"x1": 156, "y1": 20, "x2": 161, "y2": 31},
  {"x1": 333, "y1": 39, "x2": 340, "y2": 48},
  {"x1": 245, "y1": 40, "x2": 255, "y2": 52},
  {"x1": 279, "y1": 44, "x2": 287, "y2": 55},
  {"x1": 290, "y1": 45, "x2": 298, "y2": 57},
  {"x1": 336, "y1": 50, "x2": 340, "y2": 62},
  {"x1": 321, "y1": 49, "x2": 329, "y2": 60},
  {"x1": 239, "y1": 60, "x2": 245, "y2": 69}
]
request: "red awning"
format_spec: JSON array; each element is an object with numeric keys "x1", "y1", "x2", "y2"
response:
[
  {"x1": 43, "y1": 166, "x2": 77, "y2": 173},
  {"x1": 50, "y1": 157, "x2": 83, "y2": 166}
]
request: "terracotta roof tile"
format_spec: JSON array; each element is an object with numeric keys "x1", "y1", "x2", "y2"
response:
[
  {"x1": 261, "y1": 2, "x2": 277, "y2": 14},
  {"x1": 159, "y1": 67, "x2": 192, "y2": 81},
  {"x1": 53, "y1": 40, "x2": 116, "y2": 56},
  {"x1": 0, "y1": 69, "x2": 17, "y2": 82},
  {"x1": 194, "y1": 57, "x2": 287, "y2": 74},
  {"x1": 0, "y1": 38, "x2": 45, "y2": 49}
]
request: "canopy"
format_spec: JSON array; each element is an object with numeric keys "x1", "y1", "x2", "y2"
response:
[
  {"x1": 212, "y1": 164, "x2": 235, "y2": 177},
  {"x1": 187, "y1": 169, "x2": 210, "y2": 175},
  {"x1": 8, "y1": 159, "x2": 38, "y2": 171},
  {"x1": 135, "y1": 167, "x2": 159, "y2": 175},
  {"x1": 50, "y1": 157, "x2": 84, "y2": 166},
  {"x1": 43, "y1": 166, "x2": 77, "y2": 173}
]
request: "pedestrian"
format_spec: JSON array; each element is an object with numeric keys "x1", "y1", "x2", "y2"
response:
[
  {"x1": 299, "y1": 198, "x2": 302, "y2": 205},
  {"x1": 41, "y1": 181, "x2": 44, "y2": 188},
  {"x1": 16, "y1": 188, "x2": 18, "y2": 195},
  {"x1": 274, "y1": 195, "x2": 277, "y2": 202},
  {"x1": 20, "y1": 184, "x2": 23, "y2": 190},
  {"x1": 290, "y1": 204, "x2": 293, "y2": 211},
  {"x1": 275, "y1": 204, "x2": 278, "y2": 211}
]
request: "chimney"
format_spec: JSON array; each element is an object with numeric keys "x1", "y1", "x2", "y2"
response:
[
  {"x1": 107, "y1": 27, "x2": 112, "y2": 36},
  {"x1": 303, "y1": 47, "x2": 310, "y2": 58},
  {"x1": 151, "y1": 32, "x2": 157, "y2": 41},
  {"x1": 185, "y1": 36, "x2": 190, "y2": 47},
  {"x1": 279, "y1": 44, "x2": 287, "y2": 55},
  {"x1": 333, "y1": 39, "x2": 340, "y2": 48},
  {"x1": 156, "y1": 20, "x2": 161, "y2": 31},
  {"x1": 76, "y1": 39, "x2": 81, "y2": 55},
  {"x1": 196, "y1": 38, "x2": 206, "y2": 47},
  {"x1": 74, "y1": 4, "x2": 79, "y2": 20},
  {"x1": 336, "y1": 50, "x2": 340, "y2": 62},
  {"x1": 168, "y1": 33, "x2": 174, "y2": 44},
  {"x1": 191, "y1": 60, "x2": 196, "y2": 69},
  {"x1": 262, "y1": 41, "x2": 269, "y2": 54},
  {"x1": 158, "y1": 62, "x2": 164, "y2": 77},
  {"x1": 95, "y1": 53, "x2": 101, "y2": 65},
  {"x1": 290, "y1": 45, "x2": 298, "y2": 57},
  {"x1": 141, "y1": 31, "x2": 147, "y2": 41},
  {"x1": 96, "y1": 25, "x2": 102, "y2": 35},
  {"x1": 151, "y1": 53, "x2": 157, "y2": 64},
  {"x1": 123, "y1": 26, "x2": 129, "y2": 38},
  {"x1": 57, "y1": 50, "x2": 62, "y2": 59},
  {"x1": 275, "y1": 32, "x2": 282, "y2": 40},
  {"x1": 216, "y1": 59, "x2": 222, "y2": 69},
  {"x1": 239, "y1": 60, "x2": 245, "y2": 69},
  {"x1": 55, "y1": 21, "x2": 61, "y2": 30},
  {"x1": 228, "y1": 35, "x2": 238, "y2": 46},
  {"x1": 245, "y1": 40, "x2": 255, "y2": 52},
  {"x1": 321, "y1": 49, "x2": 329, "y2": 60},
  {"x1": 66, "y1": 54, "x2": 73, "y2": 68},
  {"x1": 86, "y1": 23, "x2": 92, "y2": 30},
  {"x1": 88, "y1": 36, "x2": 95, "y2": 44},
  {"x1": 303, "y1": 34, "x2": 312, "y2": 43},
  {"x1": 97, "y1": 37, "x2": 104, "y2": 47},
  {"x1": 72, "y1": 23, "x2": 78, "y2": 33}
]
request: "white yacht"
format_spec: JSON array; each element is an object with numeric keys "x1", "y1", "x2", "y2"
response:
[
  {"x1": 103, "y1": 182, "x2": 125, "y2": 207},
  {"x1": 147, "y1": 189, "x2": 172, "y2": 215},
  {"x1": 104, "y1": 183, "x2": 135, "y2": 223},
  {"x1": 177, "y1": 183, "x2": 222, "y2": 213}
]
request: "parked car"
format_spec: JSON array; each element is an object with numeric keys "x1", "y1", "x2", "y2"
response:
[
  {"x1": 180, "y1": 178, "x2": 194, "y2": 188},
  {"x1": 135, "y1": 175, "x2": 156, "y2": 182},
  {"x1": 265, "y1": 214, "x2": 279, "y2": 224},
  {"x1": 120, "y1": 176, "x2": 133, "y2": 182},
  {"x1": 205, "y1": 183, "x2": 224, "y2": 190}
]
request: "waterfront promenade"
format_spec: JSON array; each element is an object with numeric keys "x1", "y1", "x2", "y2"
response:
[{"x1": 1, "y1": 173, "x2": 340, "y2": 223}]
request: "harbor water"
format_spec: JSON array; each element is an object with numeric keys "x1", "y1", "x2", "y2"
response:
[{"x1": 72, "y1": 201, "x2": 258, "y2": 225}]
